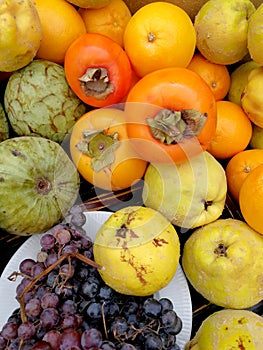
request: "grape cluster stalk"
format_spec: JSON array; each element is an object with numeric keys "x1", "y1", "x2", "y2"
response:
[{"x1": 0, "y1": 206, "x2": 183, "y2": 350}]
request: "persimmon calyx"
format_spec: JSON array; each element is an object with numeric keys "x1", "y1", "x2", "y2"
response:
[
  {"x1": 78, "y1": 67, "x2": 114, "y2": 100},
  {"x1": 75, "y1": 129, "x2": 119, "y2": 172},
  {"x1": 146, "y1": 108, "x2": 207, "y2": 144}
]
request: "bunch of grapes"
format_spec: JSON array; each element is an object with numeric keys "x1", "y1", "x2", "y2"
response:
[{"x1": 0, "y1": 206, "x2": 183, "y2": 350}]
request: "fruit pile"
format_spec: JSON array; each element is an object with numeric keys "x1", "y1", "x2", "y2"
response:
[
  {"x1": 1, "y1": 0, "x2": 263, "y2": 348},
  {"x1": 0, "y1": 206, "x2": 183, "y2": 350}
]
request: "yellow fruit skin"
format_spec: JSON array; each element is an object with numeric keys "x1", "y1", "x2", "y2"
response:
[
  {"x1": 228, "y1": 60, "x2": 259, "y2": 106},
  {"x1": 66, "y1": 0, "x2": 111, "y2": 8},
  {"x1": 186, "y1": 309, "x2": 263, "y2": 350},
  {"x1": 93, "y1": 206, "x2": 180, "y2": 296},
  {"x1": 142, "y1": 151, "x2": 227, "y2": 229},
  {"x1": 194, "y1": 0, "x2": 255, "y2": 65},
  {"x1": 182, "y1": 218, "x2": 263, "y2": 309},
  {"x1": 0, "y1": 0, "x2": 42, "y2": 72},
  {"x1": 241, "y1": 67, "x2": 263, "y2": 128},
  {"x1": 248, "y1": 4, "x2": 263, "y2": 65}
]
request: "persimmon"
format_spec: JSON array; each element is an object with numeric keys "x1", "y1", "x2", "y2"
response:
[
  {"x1": 125, "y1": 67, "x2": 217, "y2": 164},
  {"x1": 239, "y1": 164, "x2": 263, "y2": 235},
  {"x1": 225, "y1": 149, "x2": 263, "y2": 203},
  {"x1": 70, "y1": 107, "x2": 148, "y2": 191},
  {"x1": 207, "y1": 100, "x2": 252, "y2": 160},
  {"x1": 64, "y1": 33, "x2": 132, "y2": 107}
]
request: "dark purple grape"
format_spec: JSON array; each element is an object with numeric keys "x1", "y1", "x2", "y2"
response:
[
  {"x1": 69, "y1": 205, "x2": 83, "y2": 215},
  {"x1": 101, "y1": 340, "x2": 116, "y2": 350},
  {"x1": 59, "y1": 263, "x2": 75, "y2": 279},
  {"x1": 25, "y1": 297, "x2": 42, "y2": 318},
  {"x1": 61, "y1": 244, "x2": 79, "y2": 254},
  {"x1": 159, "y1": 298, "x2": 174, "y2": 313},
  {"x1": 60, "y1": 328, "x2": 81, "y2": 350},
  {"x1": 166, "y1": 344, "x2": 181, "y2": 350},
  {"x1": 44, "y1": 253, "x2": 58, "y2": 269},
  {"x1": 31, "y1": 263, "x2": 45, "y2": 280},
  {"x1": 161, "y1": 310, "x2": 182, "y2": 336},
  {"x1": 60, "y1": 299, "x2": 77, "y2": 315},
  {"x1": 1, "y1": 321, "x2": 18, "y2": 340},
  {"x1": 40, "y1": 234, "x2": 56, "y2": 250},
  {"x1": 40, "y1": 308, "x2": 60, "y2": 329},
  {"x1": 16, "y1": 277, "x2": 31, "y2": 297},
  {"x1": 86, "y1": 302, "x2": 102, "y2": 320},
  {"x1": 121, "y1": 301, "x2": 139, "y2": 318},
  {"x1": 32, "y1": 341, "x2": 52, "y2": 350},
  {"x1": 76, "y1": 267, "x2": 89, "y2": 281},
  {"x1": 53, "y1": 229, "x2": 71, "y2": 245},
  {"x1": 71, "y1": 212, "x2": 86, "y2": 227},
  {"x1": 0, "y1": 335, "x2": 7, "y2": 350},
  {"x1": 17, "y1": 322, "x2": 35, "y2": 340},
  {"x1": 55, "y1": 284, "x2": 73, "y2": 299},
  {"x1": 81, "y1": 328, "x2": 102, "y2": 350},
  {"x1": 143, "y1": 298, "x2": 162, "y2": 319},
  {"x1": 41, "y1": 292, "x2": 59, "y2": 309},
  {"x1": 119, "y1": 344, "x2": 137, "y2": 350},
  {"x1": 19, "y1": 259, "x2": 36, "y2": 275},
  {"x1": 46, "y1": 271, "x2": 58, "y2": 288},
  {"x1": 98, "y1": 285, "x2": 114, "y2": 301},
  {"x1": 110, "y1": 317, "x2": 128, "y2": 337},
  {"x1": 103, "y1": 301, "x2": 120, "y2": 318},
  {"x1": 42, "y1": 329, "x2": 61, "y2": 350},
  {"x1": 81, "y1": 280, "x2": 99, "y2": 298},
  {"x1": 59, "y1": 314, "x2": 80, "y2": 330},
  {"x1": 80, "y1": 237, "x2": 92, "y2": 250},
  {"x1": 144, "y1": 332, "x2": 163, "y2": 350}
]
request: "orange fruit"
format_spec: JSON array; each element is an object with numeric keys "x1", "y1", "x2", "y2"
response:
[
  {"x1": 79, "y1": 0, "x2": 132, "y2": 47},
  {"x1": 34, "y1": 0, "x2": 86, "y2": 64},
  {"x1": 239, "y1": 164, "x2": 263, "y2": 234},
  {"x1": 225, "y1": 149, "x2": 263, "y2": 203},
  {"x1": 187, "y1": 53, "x2": 231, "y2": 101},
  {"x1": 123, "y1": 2, "x2": 196, "y2": 77},
  {"x1": 207, "y1": 100, "x2": 252, "y2": 160}
]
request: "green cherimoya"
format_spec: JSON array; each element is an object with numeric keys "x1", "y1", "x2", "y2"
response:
[
  {"x1": 0, "y1": 136, "x2": 80, "y2": 235},
  {"x1": 4, "y1": 59, "x2": 87, "y2": 143}
]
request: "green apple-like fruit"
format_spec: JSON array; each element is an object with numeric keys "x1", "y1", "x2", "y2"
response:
[
  {"x1": 142, "y1": 151, "x2": 227, "y2": 229},
  {"x1": 186, "y1": 309, "x2": 263, "y2": 349},
  {"x1": 249, "y1": 123, "x2": 263, "y2": 149},
  {"x1": 228, "y1": 60, "x2": 259, "y2": 106},
  {"x1": 248, "y1": 4, "x2": 263, "y2": 65},
  {"x1": 182, "y1": 218, "x2": 263, "y2": 309},
  {"x1": 194, "y1": 0, "x2": 255, "y2": 65}
]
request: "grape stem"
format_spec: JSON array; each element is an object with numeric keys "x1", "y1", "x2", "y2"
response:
[{"x1": 11, "y1": 252, "x2": 103, "y2": 323}]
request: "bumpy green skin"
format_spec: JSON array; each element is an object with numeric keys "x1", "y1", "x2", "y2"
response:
[
  {"x1": 4, "y1": 60, "x2": 86, "y2": 143},
  {"x1": 0, "y1": 136, "x2": 80, "y2": 235},
  {"x1": 0, "y1": 102, "x2": 9, "y2": 142},
  {"x1": 186, "y1": 309, "x2": 263, "y2": 349}
]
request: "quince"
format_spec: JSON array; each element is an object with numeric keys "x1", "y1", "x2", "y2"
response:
[
  {"x1": 182, "y1": 218, "x2": 263, "y2": 309},
  {"x1": 186, "y1": 309, "x2": 263, "y2": 349},
  {"x1": 248, "y1": 4, "x2": 263, "y2": 65},
  {"x1": 0, "y1": 0, "x2": 42, "y2": 72},
  {"x1": 241, "y1": 67, "x2": 263, "y2": 128},
  {"x1": 142, "y1": 151, "x2": 227, "y2": 229},
  {"x1": 194, "y1": 0, "x2": 255, "y2": 65},
  {"x1": 93, "y1": 206, "x2": 180, "y2": 296}
]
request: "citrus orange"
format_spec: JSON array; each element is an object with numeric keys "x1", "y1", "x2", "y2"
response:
[
  {"x1": 34, "y1": 0, "x2": 86, "y2": 64},
  {"x1": 79, "y1": 0, "x2": 132, "y2": 47},
  {"x1": 207, "y1": 100, "x2": 252, "y2": 160},
  {"x1": 225, "y1": 149, "x2": 263, "y2": 203},
  {"x1": 123, "y1": 2, "x2": 196, "y2": 77},
  {"x1": 187, "y1": 53, "x2": 231, "y2": 101},
  {"x1": 239, "y1": 164, "x2": 263, "y2": 234}
]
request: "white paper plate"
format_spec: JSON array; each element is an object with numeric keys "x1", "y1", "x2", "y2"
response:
[{"x1": 0, "y1": 211, "x2": 192, "y2": 348}]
